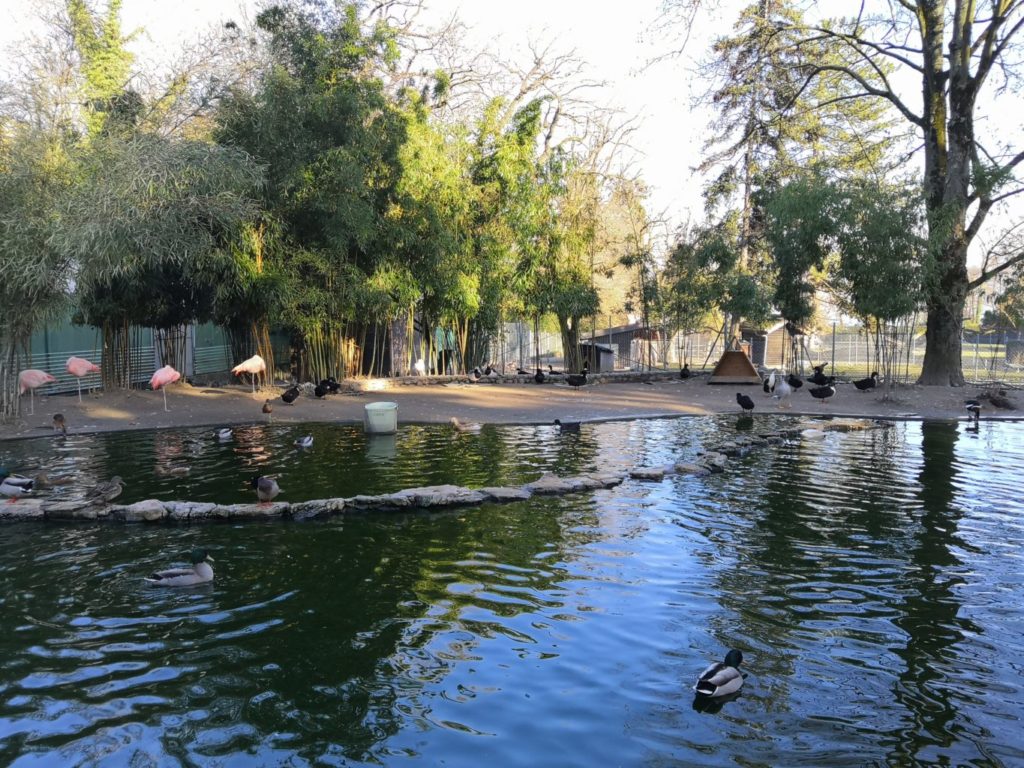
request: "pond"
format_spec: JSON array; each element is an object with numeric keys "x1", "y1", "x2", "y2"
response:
[{"x1": 1, "y1": 417, "x2": 1023, "y2": 767}]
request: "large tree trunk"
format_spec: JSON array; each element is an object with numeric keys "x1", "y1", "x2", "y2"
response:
[{"x1": 920, "y1": 243, "x2": 968, "y2": 385}]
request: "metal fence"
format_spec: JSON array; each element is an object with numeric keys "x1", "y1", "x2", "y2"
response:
[
  {"x1": 487, "y1": 321, "x2": 1024, "y2": 384},
  {"x1": 19, "y1": 322, "x2": 234, "y2": 397}
]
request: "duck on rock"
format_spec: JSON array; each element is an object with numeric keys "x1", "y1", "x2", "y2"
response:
[{"x1": 0, "y1": 471, "x2": 34, "y2": 503}]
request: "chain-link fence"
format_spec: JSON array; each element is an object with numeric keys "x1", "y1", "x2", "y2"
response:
[{"x1": 486, "y1": 321, "x2": 1024, "y2": 384}]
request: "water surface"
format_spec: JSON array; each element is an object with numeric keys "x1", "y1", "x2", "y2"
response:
[{"x1": 1, "y1": 417, "x2": 1022, "y2": 767}]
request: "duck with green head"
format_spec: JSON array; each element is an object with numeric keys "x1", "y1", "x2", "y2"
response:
[
  {"x1": 694, "y1": 649, "x2": 744, "y2": 697},
  {"x1": 144, "y1": 548, "x2": 215, "y2": 587}
]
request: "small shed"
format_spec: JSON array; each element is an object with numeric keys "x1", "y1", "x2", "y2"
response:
[
  {"x1": 741, "y1": 320, "x2": 787, "y2": 368},
  {"x1": 578, "y1": 342, "x2": 615, "y2": 373},
  {"x1": 708, "y1": 349, "x2": 762, "y2": 385}
]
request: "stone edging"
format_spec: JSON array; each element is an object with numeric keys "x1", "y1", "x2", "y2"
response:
[{"x1": 0, "y1": 418, "x2": 888, "y2": 523}]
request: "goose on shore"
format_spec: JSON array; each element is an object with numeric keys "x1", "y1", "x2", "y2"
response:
[{"x1": 145, "y1": 548, "x2": 214, "y2": 587}]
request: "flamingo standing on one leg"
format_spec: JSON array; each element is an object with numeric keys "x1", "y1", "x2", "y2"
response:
[
  {"x1": 232, "y1": 354, "x2": 266, "y2": 394},
  {"x1": 18, "y1": 369, "x2": 56, "y2": 416},
  {"x1": 65, "y1": 356, "x2": 100, "y2": 403},
  {"x1": 150, "y1": 365, "x2": 181, "y2": 412}
]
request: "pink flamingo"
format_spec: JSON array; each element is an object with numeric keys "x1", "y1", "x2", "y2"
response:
[
  {"x1": 65, "y1": 356, "x2": 100, "y2": 402},
  {"x1": 18, "y1": 369, "x2": 56, "y2": 415},
  {"x1": 150, "y1": 365, "x2": 181, "y2": 412},
  {"x1": 231, "y1": 354, "x2": 266, "y2": 393}
]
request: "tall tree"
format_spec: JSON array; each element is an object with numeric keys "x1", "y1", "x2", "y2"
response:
[{"x1": 777, "y1": 2, "x2": 1024, "y2": 384}]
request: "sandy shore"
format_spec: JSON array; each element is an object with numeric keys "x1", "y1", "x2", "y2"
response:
[{"x1": 1, "y1": 373, "x2": 1016, "y2": 441}]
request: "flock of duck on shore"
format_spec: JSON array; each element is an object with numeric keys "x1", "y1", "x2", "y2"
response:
[{"x1": 734, "y1": 362, "x2": 876, "y2": 414}]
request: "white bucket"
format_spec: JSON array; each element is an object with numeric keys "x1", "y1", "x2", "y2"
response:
[{"x1": 363, "y1": 401, "x2": 398, "y2": 434}]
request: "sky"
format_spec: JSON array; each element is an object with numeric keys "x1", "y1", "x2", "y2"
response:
[{"x1": 2, "y1": 0, "x2": 1019, "y2": 261}]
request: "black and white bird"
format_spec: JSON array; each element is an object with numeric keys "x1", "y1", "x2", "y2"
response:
[
  {"x1": 553, "y1": 419, "x2": 581, "y2": 433},
  {"x1": 736, "y1": 392, "x2": 755, "y2": 413},
  {"x1": 294, "y1": 435, "x2": 313, "y2": 449},
  {"x1": 281, "y1": 385, "x2": 300, "y2": 404},
  {"x1": 786, "y1": 373, "x2": 803, "y2": 390},
  {"x1": 965, "y1": 399, "x2": 982, "y2": 421},
  {"x1": 809, "y1": 382, "x2": 836, "y2": 404},
  {"x1": 517, "y1": 367, "x2": 529, "y2": 375},
  {"x1": 694, "y1": 649, "x2": 745, "y2": 698},
  {"x1": 251, "y1": 475, "x2": 281, "y2": 503},
  {"x1": 853, "y1": 372, "x2": 879, "y2": 391},
  {"x1": 313, "y1": 381, "x2": 329, "y2": 398},
  {"x1": 763, "y1": 370, "x2": 776, "y2": 396},
  {"x1": 217, "y1": 428, "x2": 233, "y2": 441}
]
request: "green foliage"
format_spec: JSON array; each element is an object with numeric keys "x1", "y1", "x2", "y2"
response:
[
  {"x1": 67, "y1": 0, "x2": 137, "y2": 137},
  {"x1": 764, "y1": 173, "x2": 927, "y2": 325},
  {"x1": 0, "y1": 129, "x2": 75, "y2": 343},
  {"x1": 55, "y1": 133, "x2": 261, "y2": 296},
  {"x1": 762, "y1": 172, "x2": 839, "y2": 324},
  {"x1": 665, "y1": 223, "x2": 773, "y2": 331}
]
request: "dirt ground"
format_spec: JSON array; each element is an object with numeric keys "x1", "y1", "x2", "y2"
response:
[{"x1": 1, "y1": 373, "x2": 1016, "y2": 441}]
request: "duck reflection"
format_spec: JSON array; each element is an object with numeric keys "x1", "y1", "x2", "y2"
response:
[{"x1": 692, "y1": 690, "x2": 742, "y2": 714}]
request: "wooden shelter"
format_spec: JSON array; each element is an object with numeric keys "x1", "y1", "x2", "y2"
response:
[{"x1": 708, "y1": 349, "x2": 762, "y2": 385}]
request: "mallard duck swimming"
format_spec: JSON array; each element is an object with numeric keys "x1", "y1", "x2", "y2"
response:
[
  {"x1": 449, "y1": 417, "x2": 482, "y2": 434},
  {"x1": 88, "y1": 476, "x2": 125, "y2": 502},
  {"x1": 251, "y1": 475, "x2": 281, "y2": 503},
  {"x1": 1, "y1": 472, "x2": 34, "y2": 502},
  {"x1": 294, "y1": 435, "x2": 313, "y2": 449},
  {"x1": 145, "y1": 548, "x2": 215, "y2": 587},
  {"x1": 694, "y1": 649, "x2": 744, "y2": 697},
  {"x1": 155, "y1": 465, "x2": 191, "y2": 478}
]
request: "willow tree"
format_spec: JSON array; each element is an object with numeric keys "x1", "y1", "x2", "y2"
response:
[{"x1": 52, "y1": 133, "x2": 260, "y2": 387}]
